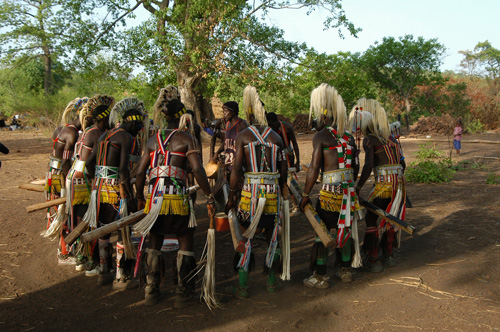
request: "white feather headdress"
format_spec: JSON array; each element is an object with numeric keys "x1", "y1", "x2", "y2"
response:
[
  {"x1": 243, "y1": 85, "x2": 267, "y2": 126},
  {"x1": 109, "y1": 97, "x2": 146, "y2": 128},
  {"x1": 153, "y1": 85, "x2": 179, "y2": 129},
  {"x1": 61, "y1": 97, "x2": 88, "y2": 125},
  {"x1": 354, "y1": 98, "x2": 390, "y2": 138},
  {"x1": 309, "y1": 83, "x2": 346, "y2": 134},
  {"x1": 79, "y1": 95, "x2": 114, "y2": 130}
]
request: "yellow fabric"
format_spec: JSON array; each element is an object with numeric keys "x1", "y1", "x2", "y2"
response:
[
  {"x1": 319, "y1": 189, "x2": 362, "y2": 213},
  {"x1": 144, "y1": 193, "x2": 189, "y2": 216},
  {"x1": 239, "y1": 190, "x2": 278, "y2": 214},
  {"x1": 369, "y1": 182, "x2": 394, "y2": 200},
  {"x1": 99, "y1": 183, "x2": 121, "y2": 205},
  {"x1": 44, "y1": 173, "x2": 62, "y2": 195},
  {"x1": 72, "y1": 182, "x2": 90, "y2": 205}
]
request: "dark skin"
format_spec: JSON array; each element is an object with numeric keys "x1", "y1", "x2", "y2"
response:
[
  {"x1": 209, "y1": 118, "x2": 225, "y2": 159},
  {"x1": 135, "y1": 118, "x2": 215, "y2": 252},
  {"x1": 356, "y1": 132, "x2": 406, "y2": 195},
  {"x1": 79, "y1": 118, "x2": 110, "y2": 162},
  {"x1": 86, "y1": 120, "x2": 144, "y2": 213},
  {"x1": 299, "y1": 117, "x2": 359, "y2": 211},
  {"x1": 51, "y1": 117, "x2": 83, "y2": 179},
  {"x1": 211, "y1": 107, "x2": 248, "y2": 161},
  {"x1": 267, "y1": 118, "x2": 301, "y2": 171},
  {"x1": 225, "y1": 123, "x2": 288, "y2": 214}
]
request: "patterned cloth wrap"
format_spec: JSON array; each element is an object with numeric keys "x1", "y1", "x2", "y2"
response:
[
  {"x1": 236, "y1": 126, "x2": 282, "y2": 271},
  {"x1": 238, "y1": 172, "x2": 280, "y2": 218},
  {"x1": 144, "y1": 130, "x2": 189, "y2": 217},
  {"x1": 319, "y1": 127, "x2": 361, "y2": 247},
  {"x1": 319, "y1": 169, "x2": 361, "y2": 213},
  {"x1": 44, "y1": 156, "x2": 63, "y2": 197},
  {"x1": 369, "y1": 164, "x2": 406, "y2": 231},
  {"x1": 66, "y1": 159, "x2": 91, "y2": 205},
  {"x1": 94, "y1": 165, "x2": 121, "y2": 205}
]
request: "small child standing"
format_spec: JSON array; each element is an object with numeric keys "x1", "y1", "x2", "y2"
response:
[{"x1": 453, "y1": 119, "x2": 463, "y2": 155}]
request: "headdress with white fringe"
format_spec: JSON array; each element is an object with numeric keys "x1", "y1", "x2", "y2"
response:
[
  {"x1": 61, "y1": 97, "x2": 88, "y2": 125},
  {"x1": 153, "y1": 85, "x2": 180, "y2": 129},
  {"x1": 109, "y1": 97, "x2": 146, "y2": 128},
  {"x1": 354, "y1": 98, "x2": 390, "y2": 139},
  {"x1": 243, "y1": 85, "x2": 267, "y2": 126},
  {"x1": 79, "y1": 95, "x2": 115, "y2": 131},
  {"x1": 309, "y1": 83, "x2": 347, "y2": 134}
]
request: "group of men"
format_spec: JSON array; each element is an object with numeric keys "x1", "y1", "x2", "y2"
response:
[{"x1": 41, "y1": 83, "x2": 407, "y2": 308}]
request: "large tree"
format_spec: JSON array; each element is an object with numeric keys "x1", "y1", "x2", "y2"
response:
[
  {"x1": 0, "y1": 0, "x2": 72, "y2": 95},
  {"x1": 362, "y1": 35, "x2": 445, "y2": 117},
  {"x1": 65, "y1": 0, "x2": 359, "y2": 120}
]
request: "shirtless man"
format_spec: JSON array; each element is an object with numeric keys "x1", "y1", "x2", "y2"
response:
[
  {"x1": 67, "y1": 95, "x2": 114, "y2": 273},
  {"x1": 355, "y1": 102, "x2": 406, "y2": 272},
  {"x1": 44, "y1": 97, "x2": 88, "y2": 264},
  {"x1": 85, "y1": 97, "x2": 146, "y2": 288},
  {"x1": 135, "y1": 87, "x2": 215, "y2": 307},
  {"x1": 225, "y1": 86, "x2": 287, "y2": 299},
  {"x1": 266, "y1": 112, "x2": 301, "y2": 212},
  {"x1": 300, "y1": 84, "x2": 361, "y2": 288}
]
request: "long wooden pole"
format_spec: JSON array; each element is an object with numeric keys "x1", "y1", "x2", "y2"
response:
[
  {"x1": 358, "y1": 197, "x2": 415, "y2": 235},
  {"x1": 26, "y1": 197, "x2": 66, "y2": 213},
  {"x1": 81, "y1": 211, "x2": 146, "y2": 243},
  {"x1": 287, "y1": 178, "x2": 336, "y2": 248},
  {"x1": 19, "y1": 183, "x2": 45, "y2": 192}
]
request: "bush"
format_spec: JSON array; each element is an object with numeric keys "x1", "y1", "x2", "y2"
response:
[
  {"x1": 486, "y1": 172, "x2": 500, "y2": 185},
  {"x1": 406, "y1": 160, "x2": 455, "y2": 183},
  {"x1": 406, "y1": 144, "x2": 455, "y2": 183},
  {"x1": 466, "y1": 119, "x2": 485, "y2": 134}
]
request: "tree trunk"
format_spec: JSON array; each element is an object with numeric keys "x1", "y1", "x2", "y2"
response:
[
  {"x1": 404, "y1": 96, "x2": 411, "y2": 130},
  {"x1": 176, "y1": 69, "x2": 213, "y2": 124},
  {"x1": 42, "y1": 46, "x2": 52, "y2": 96}
]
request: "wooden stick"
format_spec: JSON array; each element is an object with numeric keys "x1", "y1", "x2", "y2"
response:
[
  {"x1": 287, "y1": 178, "x2": 336, "y2": 248},
  {"x1": 19, "y1": 183, "x2": 45, "y2": 192},
  {"x1": 30, "y1": 179, "x2": 46, "y2": 185},
  {"x1": 402, "y1": 138, "x2": 500, "y2": 144},
  {"x1": 26, "y1": 197, "x2": 66, "y2": 213},
  {"x1": 358, "y1": 197, "x2": 415, "y2": 235},
  {"x1": 228, "y1": 208, "x2": 245, "y2": 252},
  {"x1": 64, "y1": 220, "x2": 89, "y2": 246},
  {"x1": 81, "y1": 211, "x2": 146, "y2": 243}
]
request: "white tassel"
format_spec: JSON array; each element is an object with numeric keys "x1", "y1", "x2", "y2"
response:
[
  {"x1": 188, "y1": 198, "x2": 197, "y2": 228},
  {"x1": 82, "y1": 189, "x2": 98, "y2": 228},
  {"x1": 280, "y1": 200, "x2": 291, "y2": 280},
  {"x1": 65, "y1": 174, "x2": 72, "y2": 214},
  {"x1": 41, "y1": 189, "x2": 67, "y2": 239},
  {"x1": 351, "y1": 213, "x2": 362, "y2": 268},
  {"x1": 201, "y1": 228, "x2": 221, "y2": 310},
  {"x1": 242, "y1": 196, "x2": 266, "y2": 239},
  {"x1": 133, "y1": 179, "x2": 164, "y2": 236}
]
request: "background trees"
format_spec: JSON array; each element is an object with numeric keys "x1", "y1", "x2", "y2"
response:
[{"x1": 0, "y1": 1, "x2": 498, "y2": 133}]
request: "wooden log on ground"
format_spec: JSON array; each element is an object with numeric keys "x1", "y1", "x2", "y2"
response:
[
  {"x1": 19, "y1": 183, "x2": 45, "y2": 192},
  {"x1": 26, "y1": 197, "x2": 66, "y2": 213}
]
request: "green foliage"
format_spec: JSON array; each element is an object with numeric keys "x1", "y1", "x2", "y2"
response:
[
  {"x1": 450, "y1": 159, "x2": 482, "y2": 171},
  {"x1": 362, "y1": 35, "x2": 446, "y2": 115},
  {"x1": 467, "y1": 118, "x2": 485, "y2": 133},
  {"x1": 406, "y1": 143, "x2": 454, "y2": 183},
  {"x1": 406, "y1": 160, "x2": 455, "y2": 183},
  {"x1": 486, "y1": 172, "x2": 500, "y2": 185},
  {"x1": 414, "y1": 143, "x2": 444, "y2": 161}
]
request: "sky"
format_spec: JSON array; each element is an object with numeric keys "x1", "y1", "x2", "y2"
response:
[{"x1": 263, "y1": 0, "x2": 500, "y2": 71}]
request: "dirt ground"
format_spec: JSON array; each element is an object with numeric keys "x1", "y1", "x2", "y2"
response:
[{"x1": 1, "y1": 129, "x2": 499, "y2": 332}]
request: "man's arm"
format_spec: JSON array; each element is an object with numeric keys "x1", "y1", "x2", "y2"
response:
[
  {"x1": 118, "y1": 134, "x2": 135, "y2": 205},
  {"x1": 350, "y1": 135, "x2": 359, "y2": 182},
  {"x1": 300, "y1": 132, "x2": 323, "y2": 211},
  {"x1": 61, "y1": 131, "x2": 77, "y2": 179},
  {"x1": 287, "y1": 125, "x2": 300, "y2": 171},
  {"x1": 356, "y1": 137, "x2": 374, "y2": 193},
  {"x1": 226, "y1": 133, "x2": 245, "y2": 213},
  {"x1": 135, "y1": 138, "x2": 155, "y2": 203}
]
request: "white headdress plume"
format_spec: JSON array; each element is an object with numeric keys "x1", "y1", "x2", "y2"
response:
[
  {"x1": 243, "y1": 85, "x2": 267, "y2": 126},
  {"x1": 80, "y1": 95, "x2": 114, "y2": 131},
  {"x1": 61, "y1": 97, "x2": 88, "y2": 125},
  {"x1": 354, "y1": 98, "x2": 390, "y2": 138},
  {"x1": 153, "y1": 85, "x2": 179, "y2": 130},
  {"x1": 309, "y1": 83, "x2": 346, "y2": 134},
  {"x1": 109, "y1": 97, "x2": 146, "y2": 128}
]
